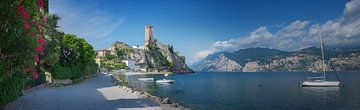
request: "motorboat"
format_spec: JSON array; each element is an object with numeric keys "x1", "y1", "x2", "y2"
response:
[
  {"x1": 138, "y1": 78, "x2": 154, "y2": 81},
  {"x1": 156, "y1": 79, "x2": 175, "y2": 83},
  {"x1": 156, "y1": 74, "x2": 175, "y2": 83}
]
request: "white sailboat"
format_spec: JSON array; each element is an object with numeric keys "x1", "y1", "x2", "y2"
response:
[{"x1": 300, "y1": 30, "x2": 340, "y2": 87}]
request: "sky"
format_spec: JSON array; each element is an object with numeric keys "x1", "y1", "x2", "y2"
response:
[{"x1": 49, "y1": 0, "x2": 360, "y2": 64}]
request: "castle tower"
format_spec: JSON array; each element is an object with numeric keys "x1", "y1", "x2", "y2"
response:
[{"x1": 144, "y1": 25, "x2": 154, "y2": 47}]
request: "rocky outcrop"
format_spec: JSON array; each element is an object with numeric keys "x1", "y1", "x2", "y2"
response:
[
  {"x1": 330, "y1": 53, "x2": 360, "y2": 71},
  {"x1": 243, "y1": 61, "x2": 266, "y2": 72},
  {"x1": 109, "y1": 41, "x2": 193, "y2": 73},
  {"x1": 192, "y1": 54, "x2": 242, "y2": 72}
]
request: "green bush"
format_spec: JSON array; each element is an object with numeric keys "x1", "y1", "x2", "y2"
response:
[
  {"x1": 84, "y1": 62, "x2": 98, "y2": 75},
  {"x1": 52, "y1": 65, "x2": 71, "y2": 79},
  {"x1": 0, "y1": 76, "x2": 25, "y2": 108},
  {"x1": 25, "y1": 72, "x2": 46, "y2": 89},
  {"x1": 52, "y1": 62, "x2": 98, "y2": 80}
]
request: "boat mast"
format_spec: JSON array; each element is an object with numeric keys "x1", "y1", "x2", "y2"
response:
[{"x1": 320, "y1": 30, "x2": 326, "y2": 80}]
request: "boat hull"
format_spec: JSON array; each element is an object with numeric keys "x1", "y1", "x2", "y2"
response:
[
  {"x1": 156, "y1": 80, "x2": 175, "y2": 83},
  {"x1": 138, "y1": 78, "x2": 154, "y2": 81},
  {"x1": 301, "y1": 80, "x2": 340, "y2": 87}
]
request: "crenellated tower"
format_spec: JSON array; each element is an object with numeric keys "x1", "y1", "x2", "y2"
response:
[{"x1": 144, "y1": 25, "x2": 154, "y2": 47}]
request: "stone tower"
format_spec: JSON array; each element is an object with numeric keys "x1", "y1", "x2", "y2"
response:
[{"x1": 144, "y1": 25, "x2": 154, "y2": 47}]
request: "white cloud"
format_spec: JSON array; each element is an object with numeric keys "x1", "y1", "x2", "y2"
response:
[
  {"x1": 214, "y1": 26, "x2": 273, "y2": 51},
  {"x1": 213, "y1": 0, "x2": 360, "y2": 52},
  {"x1": 194, "y1": 50, "x2": 214, "y2": 60},
  {"x1": 49, "y1": 0, "x2": 123, "y2": 47}
]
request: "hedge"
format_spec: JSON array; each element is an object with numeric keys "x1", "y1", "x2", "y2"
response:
[
  {"x1": 0, "y1": 76, "x2": 25, "y2": 108},
  {"x1": 52, "y1": 63, "x2": 98, "y2": 80}
]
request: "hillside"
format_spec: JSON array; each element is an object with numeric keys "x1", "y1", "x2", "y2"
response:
[{"x1": 101, "y1": 41, "x2": 193, "y2": 73}]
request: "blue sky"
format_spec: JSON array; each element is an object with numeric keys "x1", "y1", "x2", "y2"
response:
[{"x1": 49, "y1": 0, "x2": 360, "y2": 64}]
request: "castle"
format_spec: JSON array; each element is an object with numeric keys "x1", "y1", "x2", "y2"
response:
[
  {"x1": 144, "y1": 25, "x2": 154, "y2": 47},
  {"x1": 96, "y1": 25, "x2": 192, "y2": 73}
]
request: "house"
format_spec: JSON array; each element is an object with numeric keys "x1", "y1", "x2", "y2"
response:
[
  {"x1": 97, "y1": 49, "x2": 110, "y2": 57},
  {"x1": 122, "y1": 59, "x2": 141, "y2": 71},
  {"x1": 132, "y1": 45, "x2": 146, "y2": 50}
]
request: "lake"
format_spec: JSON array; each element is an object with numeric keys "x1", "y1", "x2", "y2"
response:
[{"x1": 123, "y1": 72, "x2": 360, "y2": 110}]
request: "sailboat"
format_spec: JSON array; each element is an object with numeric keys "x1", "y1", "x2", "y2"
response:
[{"x1": 300, "y1": 30, "x2": 340, "y2": 87}]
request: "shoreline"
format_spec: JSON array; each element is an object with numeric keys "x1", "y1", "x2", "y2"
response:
[
  {"x1": 111, "y1": 72, "x2": 190, "y2": 110},
  {"x1": 120, "y1": 71, "x2": 194, "y2": 75},
  {"x1": 124, "y1": 71, "x2": 173, "y2": 75}
]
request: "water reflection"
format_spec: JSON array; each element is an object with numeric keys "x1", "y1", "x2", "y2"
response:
[
  {"x1": 302, "y1": 87, "x2": 339, "y2": 92},
  {"x1": 302, "y1": 87, "x2": 340, "y2": 98}
]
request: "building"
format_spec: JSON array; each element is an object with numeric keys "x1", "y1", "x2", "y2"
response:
[
  {"x1": 144, "y1": 25, "x2": 154, "y2": 47},
  {"x1": 97, "y1": 49, "x2": 110, "y2": 57},
  {"x1": 132, "y1": 45, "x2": 146, "y2": 50},
  {"x1": 122, "y1": 59, "x2": 140, "y2": 71}
]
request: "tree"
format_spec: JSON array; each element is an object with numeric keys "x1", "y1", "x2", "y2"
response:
[
  {"x1": 53, "y1": 34, "x2": 98, "y2": 79},
  {"x1": 40, "y1": 14, "x2": 62, "y2": 71}
]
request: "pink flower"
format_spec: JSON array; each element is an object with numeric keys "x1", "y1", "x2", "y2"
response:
[
  {"x1": 16, "y1": 5, "x2": 25, "y2": 13},
  {"x1": 31, "y1": 32, "x2": 35, "y2": 37},
  {"x1": 36, "y1": 37, "x2": 46, "y2": 46},
  {"x1": 42, "y1": 16, "x2": 46, "y2": 22},
  {"x1": 23, "y1": 12, "x2": 30, "y2": 20},
  {"x1": 34, "y1": 46, "x2": 44, "y2": 52},
  {"x1": 31, "y1": 68, "x2": 39, "y2": 79},
  {"x1": 38, "y1": 21, "x2": 43, "y2": 27},
  {"x1": 37, "y1": 0, "x2": 45, "y2": 9},
  {"x1": 34, "y1": 45, "x2": 45, "y2": 55},
  {"x1": 24, "y1": 23, "x2": 30, "y2": 29},
  {"x1": 34, "y1": 55, "x2": 39, "y2": 63}
]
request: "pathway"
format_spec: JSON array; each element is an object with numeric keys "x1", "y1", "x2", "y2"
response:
[{"x1": 5, "y1": 73, "x2": 161, "y2": 110}]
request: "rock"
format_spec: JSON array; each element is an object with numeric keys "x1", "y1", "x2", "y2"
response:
[
  {"x1": 133, "y1": 91, "x2": 141, "y2": 95},
  {"x1": 170, "y1": 103, "x2": 179, "y2": 107},
  {"x1": 53, "y1": 79, "x2": 72, "y2": 85},
  {"x1": 192, "y1": 53, "x2": 242, "y2": 72},
  {"x1": 44, "y1": 71, "x2": 53, "y2": 84},
  {"x1": 161, "y1": 98, "x2": 171, "y2": 104},
  {"x1": 243, "y1": 61, "x2": 265, "y2": 72},
  {"x1": 140, "y1": 93, "x2": 147, "y2": 98}
]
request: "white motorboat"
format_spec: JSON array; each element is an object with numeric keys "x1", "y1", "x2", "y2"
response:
[
  {"x1": 156, "y1": 74, "x2": 175, "y2": 83},
  {"x1": 138, "y1": 78, "x2": 154, "y2": 81},
  {"x1": 156, "y1": 79, "x2": 175, "y2": 83},
  {"x1": 300, "y1": 30, "x2": 340, "y2": 87}
]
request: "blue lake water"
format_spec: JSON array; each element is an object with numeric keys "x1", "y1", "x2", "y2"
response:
[{"x1": 124, "y1": 72, "x2": 360, "y2": 110}]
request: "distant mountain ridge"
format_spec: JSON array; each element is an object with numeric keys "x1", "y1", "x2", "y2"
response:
[{"x1": 191, "y1": 47, "x2": 360, "y2": 72}]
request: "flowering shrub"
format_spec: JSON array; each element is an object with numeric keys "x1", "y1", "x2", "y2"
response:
[
  {"x1": 0, "y1": 0, "x2": 97, "y2": 108},
  {"x1": 14, "y1": 0, "x2": 48, "y2": 79},
  {"x1": 0, "y1": 0, "x2": 49, "y2": 108}
]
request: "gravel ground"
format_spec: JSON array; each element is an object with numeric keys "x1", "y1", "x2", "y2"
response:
[{"x1": 4, "y1": 73, "x2": 161, "y2": 110}]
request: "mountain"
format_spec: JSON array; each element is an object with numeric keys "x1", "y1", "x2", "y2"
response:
[
  {"x1": 229, "y1": 47, "x2": 290, "y2": 65},
  {"x1": 191, "y1": 53, "x2": 242, "y2": 72},
  {"x1": 191, "y1": 47, "x2": 360, "y2": 72}
]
